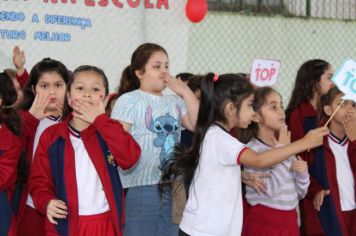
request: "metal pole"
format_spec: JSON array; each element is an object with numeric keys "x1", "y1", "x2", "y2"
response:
[{"x1": 306, "y1": 0, "x2": 311, "y2": 17}]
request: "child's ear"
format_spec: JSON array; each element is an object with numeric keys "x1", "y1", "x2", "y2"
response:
[
  {"x1": 251, "y1": 113, "x2": 261, "y2": 123},
  {"x1": 67, "y1": 92, "x2": 72, "y2": 107},
  {"x1": 225, "y1": 102, "x2": 236, "y2": 117},
  {"x1": 324, "y1": 105, "x2": 332, "y2": 116},
  {"x1": 135, "y1": 69, "x2": 143, "y2": 80},
  {"x1": 31, "y1": 85, "x2": 36, "y2": 95},
  {"x1": 103, "y1": 95, "x2": 109, "y2": 107}
]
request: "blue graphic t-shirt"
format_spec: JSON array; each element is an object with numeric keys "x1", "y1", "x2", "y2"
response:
[{"x1": 111, "y1": 89, "x2": 187, "y2": 188}]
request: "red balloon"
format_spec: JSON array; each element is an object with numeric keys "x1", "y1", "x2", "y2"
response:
[{"x1": 185, "y1": 0, "x2": 208, "y2": 23}]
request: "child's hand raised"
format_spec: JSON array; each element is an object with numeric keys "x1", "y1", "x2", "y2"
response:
[
  {"x1": 12, "y1": 46, "x2": 26, "y2": 71},
  {"x1": 71, "y1": 96, "x2": 107, "y2": 123},
  {"x1": 29, "y1": 92, "x2": 63, "y2": 119},
  {"x1": 46, "y1": 199, "x2": 67, "y2": 225},
  {"x1": 302, "y1": 127, "x2": 329, "y2": 149},
  {"x1": 343, "y1": 114, "x2": 356, "y2": 141},
  {"x1": 290, "y1": 156, "x2": 307, "y2": 173},
  {"x1": 274, "y1": 124, "x2": 291, "y2": 145},
  {"x1": 163, "y1": 75, "x2": 192, "y2": 99}
]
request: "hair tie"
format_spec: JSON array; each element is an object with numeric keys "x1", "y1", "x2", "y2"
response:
[
  {"x1": 213, "y1": 73, "x2": 219, "y2": 82},
  {"x1": 1, "y1": 103, "x2": 15, "y2": 109}
]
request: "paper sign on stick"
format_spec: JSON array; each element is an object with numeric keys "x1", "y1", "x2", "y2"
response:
[
  {"x1": 331, "y1": 60, "x2": 356, "y2": 103},
  {"x1": 250, "y1": 59, "x2": 281, "y2": 87}
]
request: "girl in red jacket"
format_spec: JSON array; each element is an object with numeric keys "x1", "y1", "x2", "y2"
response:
[
  {"x1": 17, "y1": 58, "x2": 69, "y2": 236},
  {"x1": 0, "y1": 72, "x2": 22, "y2": 236},
  {"x1": 29, "y1": 65, "x2": 141, "y2": 236},
  {"x1": 308, "y1": 87, "x2": 356, "y2": 236},
  {"x1": 285, "y1": 59, "x2": 334, "y2": 235}
]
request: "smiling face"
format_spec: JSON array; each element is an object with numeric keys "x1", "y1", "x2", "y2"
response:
[
  {"x1": 255, "y1": 91, "x2": 286, "y2": 132},
  {"x1": 136, "y1": 51, "x2": 169, "y2": 95},
  {"x1": 34, "y1": 72, "x2": 66, "y2": 112}
]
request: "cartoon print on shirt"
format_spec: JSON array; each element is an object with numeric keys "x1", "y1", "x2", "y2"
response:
[{"x1": 145, "y1": 105, "x2": 181, "y2": 170}]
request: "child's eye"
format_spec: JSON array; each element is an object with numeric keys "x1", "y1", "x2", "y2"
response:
[
  {"x1": 56, "y1": 83, "x2": 63, "y2": 88},
  {"x1": 76, "y1": 87, "x2": 83, "y2": 91},
  {"x1": 92, "y1": 88, "x2": 100, "y2": 92},
  {"x1": 40, "y1": 84, "x2": 48, "y2": 89}
]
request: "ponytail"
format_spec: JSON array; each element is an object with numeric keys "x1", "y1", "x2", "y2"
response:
[{"x1": 117, "y1": 65, "x2": 140, "y2": 96}]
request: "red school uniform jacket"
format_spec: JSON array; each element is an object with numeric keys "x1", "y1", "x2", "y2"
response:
[
  {"x1": 13, "y1": 111, "x2": 40, "y2": 220},
  {"x1": 15, "y1": 70, "x2": 29, "y2": 89},
  {"x1": 0, "y1": 124, "x2": 21, "y2": 236},
  {"x1": 287, "y1": 101, "x2": 325, "y2": 235},
  {"x1": 307, "y1": 136, "x2": 356, "y2": 236},
  {"x1": 29, "y1": 114, "x2": 141, "y2": 236}
]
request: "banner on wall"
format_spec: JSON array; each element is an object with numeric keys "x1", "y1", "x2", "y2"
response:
[{"x1": 0, "y1": 0, "x2": 188, "y2": 90}]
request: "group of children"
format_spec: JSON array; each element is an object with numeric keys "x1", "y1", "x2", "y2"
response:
[{"x1": 0, "y1": 43, "x2": 355, "y2": 236}]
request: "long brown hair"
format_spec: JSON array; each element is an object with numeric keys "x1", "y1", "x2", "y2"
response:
[{"x1": 286, "y1": 59, "x2": 331, "y2": 121}]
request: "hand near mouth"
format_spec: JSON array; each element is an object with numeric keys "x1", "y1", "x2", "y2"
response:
[
  {"x1": 30, "y1": 92, "x2": 63, "y2": 119},
  {"x1": 71, "y1": 97, "x2": 107, "y2": 124},
  {"x1": 274, "y1": 124, "x2": 291, "y2": 146}
]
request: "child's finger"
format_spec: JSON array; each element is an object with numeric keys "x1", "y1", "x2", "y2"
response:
[
  {"x1": 72, "y1": 101, "x2": 85, "y2": 114},
  {"x1": 37, "y1": 91, "x2": 48, "y2": 104},
  {"x1": 47, "y1": 215, "x2": 58, "y2": 225},
  {"x1": 55, "y1": 200, "x2": 67, "y2": 210},
  {"x1": 49, "y1": 209, "x2": 67, "y2": 218},
  {"x1": 318, "y1": 126, "x2": 329, "y2": 136},
  {"x1": 314, "y1": 196, "x2": 321, "y2": 211},
  {"x1": 53, "y1": 208, "x2": 67, "y2": 216},
  {"x1": 50, "y1": 212, "x2": 65, "y2": 220},
  {"x1": 257, "y1": 172, "x2": 270, "y2": 178},
  {"x1": 272, "y1": 137, "x2": 278, "y2": 146},
  {"x1": 255, "y1": 181, "x2": 267, "y2": 193},
  {"x1": 255, "y1": 186, "x2": 262, "y2": 195},
  {"x1": 43, "y1": 95, "x2": 52, "y2": 110},
  {"x1": 38, "y1": 92, "x2": 51, "y2": 107},
  {"x1": 32, "y1": 93, "x2": 39, "y2": 105},
  {"x1": 73, "y1": 112, "x2": 87, "y2": 123}
]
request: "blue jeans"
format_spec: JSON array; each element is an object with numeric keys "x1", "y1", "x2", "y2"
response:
[{"x1": 124, "y1": 185, "x2": 178, "y2": 236}]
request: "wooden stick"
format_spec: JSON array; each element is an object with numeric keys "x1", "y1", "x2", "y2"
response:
[
  {"x1": 324, "y1": 99, "x2": 345, "y2": 127},
  {"x1": 307, "y1": 99, "x2": 345, "y2": 153}
]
